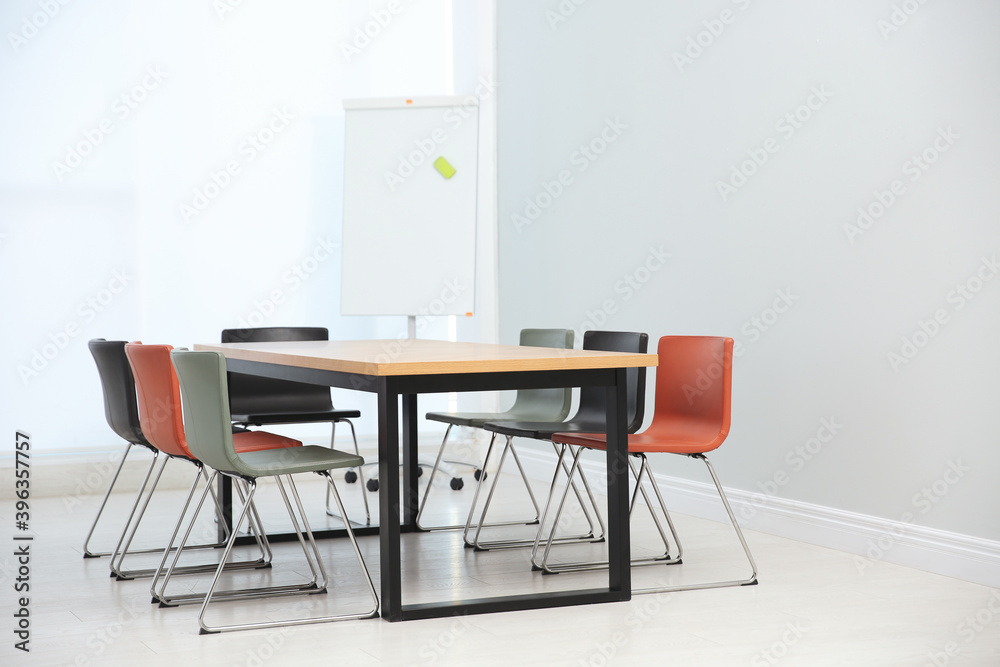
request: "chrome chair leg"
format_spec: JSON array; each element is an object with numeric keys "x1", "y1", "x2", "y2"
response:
[
  {"x1": 159, "y1": 476, "x2": 284, "y2": 608},
  {"x1": 326, "y1": 419, "x2": 370, "y2": 525},
  {"x1": 532, "y1": 452, "x2": 754, "y2": 593},
  {"x1": 421, "y1": 428, "x2": 543, "y2": 533},
  {"x1": 416, "y1": 425, "x2": 456, "y2": 530},
  {"x1": 197, "y1": 474, "x2": 379, "y2": 634},
  {"x1": 83, "y1": 442, "x2": 139, "y2": 558},
  {"x1": 114, "y1": 456, "x2": 268, "y2": 580},
  {"x1": 151, "y1": 468, "x2": 271, "y2": 604},
  {"x1": 532, "y1": 451, "x2": 680, "y2": 573},
  {"x1": 468, "y1": 437, "x2": 605, "y2": 551},
  {"x1": 629, "y1": 454, "x2": 757, "y2": 595},
  {"x1": 108, "y1": 450, "x2": 165, "y2": 576},
  {"x1": 532, "y1": 444, "x2": 586, "y2": 569},
  {"x1": 87, "y1": 447, "x2": 167, "y2": 562},
  {"x1": 553, "y1": 441, "x2": 606, "y2": 542},
  {"x1": 530, "y1": 443, "x2": 574, "y2": 565},
  {"x1": 632, "y1": 456, "x2": 683, "y2": 565},
  {"x1": 274, "y1": 476, "x2": 324, "y2": 586},
  {"x1": 465, "y1": 435, "x2": 541, "y2": 549},
  {"x1": 619, "y1": 454, "x2": 757, "y2": 595}
]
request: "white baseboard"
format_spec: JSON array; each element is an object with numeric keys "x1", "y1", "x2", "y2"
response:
[{"x1": 515, "y1": 448, "x2": 1000, "y2": 588}]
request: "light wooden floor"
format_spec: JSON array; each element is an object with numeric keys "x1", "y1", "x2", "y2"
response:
[{"x1": 4, "y1": 468, "x2": 999, "y2": 667}]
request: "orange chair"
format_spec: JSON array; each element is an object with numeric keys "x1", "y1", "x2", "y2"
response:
[
  {"x1": 547, "y1": 336, "x2": 757, "y2": 594},
  {"x1": 118, "y1": 343, "x2": 300, "y2": 598}
]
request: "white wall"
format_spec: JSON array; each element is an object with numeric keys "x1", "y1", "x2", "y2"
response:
[
  {"x1": 0, "y1": 0, "x2": 495, "y2": 455},
  {"x1": 496, "y1": 0, "x2": 1000, "y2": 542}
]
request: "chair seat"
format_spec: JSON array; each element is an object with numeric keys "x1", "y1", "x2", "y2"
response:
[
  {"x1": 232, "y1": 409, "x2": 361, "y2": 424},
  {"x1": 237, "y1": 445, "x2": 364, "y2": 476},
  {"x1": 232, "y1": 431, "x2": 302, "y2": 453},
  {"x1": 426, "y1": 410, "x2": 566, "y2": 428},
  {"x1": 483, "y1": 418, "x2": 612, "y2": 440},
  {"x1": 552, "y1": 419, "x2": 728, "y2": 455}
]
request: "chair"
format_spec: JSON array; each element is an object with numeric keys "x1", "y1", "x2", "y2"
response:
[
  {"x1": 469, "y1": 331, "x2": 650, "y2": 551},
  {"x1": 169, "y1": 348, "x2": 379, "y2": 633},
  {"x1": 83, "y1": 339, "x2": 162, "y2": 560},
  {"x1": 418, "y1": 328, "x2": 576, "y2": 531},
  {"x1": 222, "y1": 327, "x2": 368, "y2": 524},
  {"x1": 119, "y1": 343, "x2": 299, "y2": 589},
  {"x1": 546, "y1": 336, "x2": 758, "y2": 594}
]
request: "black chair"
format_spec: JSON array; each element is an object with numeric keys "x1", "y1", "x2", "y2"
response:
[
  {"x1": 84, "y1": 339, "x2": 162, "y2": 559},
  {"x1": 418, "y1": 329, "x2": 576, "y2": 531},
  {"x1": 468, "y1": 331, "x2": 649, "y2": 550},
  {"x1": 221, "y1": 327, "x2": 368, "y2": 523}
]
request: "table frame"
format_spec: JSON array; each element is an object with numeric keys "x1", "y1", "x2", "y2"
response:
[{"x1": 216, "y1": 353, "x2": 634, "y2": 622}]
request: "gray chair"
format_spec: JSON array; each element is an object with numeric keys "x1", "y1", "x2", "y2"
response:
[
  {"x1": 169, "y1": 349, "x2": 379, "y2": 634},
  {"x1": 468, "y1": 331, "x2": 650, "y2": 551},
  {"x1": 418, "y1": 329, "x2": 576, "y2": 531}
]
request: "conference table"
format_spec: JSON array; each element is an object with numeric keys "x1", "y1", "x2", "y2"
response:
[{"x1": 194, "y1": 338, "x2": 657, "y2": 622}]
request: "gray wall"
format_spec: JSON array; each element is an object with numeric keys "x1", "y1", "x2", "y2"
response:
[{"x1": 497, "y1": 0, "x2": 1000, "y2": 540}]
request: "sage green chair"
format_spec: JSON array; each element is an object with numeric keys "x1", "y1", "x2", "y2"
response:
[
  {"x1": 169, "y1": 349, "x2": 378, "y2": 634},
  {"x1": 420, "y1": 329, "x2": 583, "y2": 532}
]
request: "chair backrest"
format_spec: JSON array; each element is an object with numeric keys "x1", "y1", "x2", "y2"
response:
[
  {"x1": 506, "y1": 328, "x2": 575, "y2": 421},
  {"x1": 171, "y1": 349, "x2": 253, "y2": 478},
  {"x1": 87, "y1": 339, "x2": 149, "y2": 446},
  {"x1": 648, "y1": 336, "x2": 733, "y2": 451},
  {"x1": 572, "y1": 330, "x2": 648, "y2": 433},
  {"x1": 221, "y1": 327, "x2": 333, "y2": 416},
  {"x1": 124, "y1": 343, "x2": 194, "y2": 459}
]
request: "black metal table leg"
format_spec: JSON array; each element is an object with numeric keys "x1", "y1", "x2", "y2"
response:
[
  {"x1": 606, "y1": 368, "x2": 631, "y2": 597},
  {"x1": 377, "y1": 379, "x2": 403, "y2": 622},
  {"x1": 401, "y1": 393, "x2": 419, "y2": 529}
]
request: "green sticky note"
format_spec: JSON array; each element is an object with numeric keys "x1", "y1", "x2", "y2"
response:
[{"x1": 433, "y1": 156, "x2": 456, "y2": 179}]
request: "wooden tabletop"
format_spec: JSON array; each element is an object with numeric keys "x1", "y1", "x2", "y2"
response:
[{"x1": 194, "y1": 339, "x2": 658, "y2": 377}]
